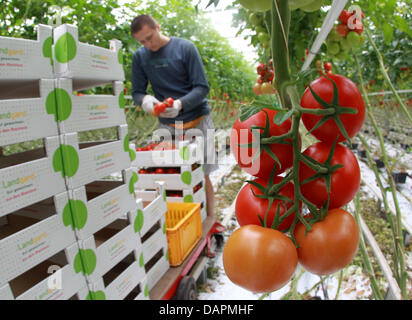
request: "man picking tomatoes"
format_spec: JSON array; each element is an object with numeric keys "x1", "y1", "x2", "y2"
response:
[{"x1": 130, "y1": 14, "x2": 218, "y2": 218}]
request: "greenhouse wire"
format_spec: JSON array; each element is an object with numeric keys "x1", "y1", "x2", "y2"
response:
[
  {"x1": 301, "y1": 0, "x2": 348, "y2": 71},
  {"x1": 354, "y1": 53, "x2": 408, "y2": 299}
]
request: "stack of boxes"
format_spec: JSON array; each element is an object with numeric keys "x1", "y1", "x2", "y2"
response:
[
  {"x1": 0, "y1": 24, "x2": 170, "y2": 300},
  {"x1": 132, "y1": 139, "x2": 208, "y2": 223},
  {"x1": 0, "y1": 24, "x2": 88, "y2": 300}
]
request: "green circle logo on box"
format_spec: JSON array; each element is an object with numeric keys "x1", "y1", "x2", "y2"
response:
[
  {"x1": 181, "y1": 171, "x2": 192, "y2": 185},
  {"x1": 118, "y1": 49, "x2": 123, "y2": 65},
  {"x1": 53, "y1": 145, "x2": 79, "y2": 178},
  {"x1": 42, "y1": 36, "x2": 53, "y2": 66},
  {"x1": 134, "y1": 209, "x2": 144, "y2": 233},
  {"x1": 63, "y1": 199, "x2": 88, "y2": 230},
  {"x1": 183, "y1": 195, "x2": 194, "y2": 203},
  {"x1": 179, "y1": 146, "x2": 190, "y2": 161},
  {"x1": 119, "y1": 91, "x2": 125, "y2": 109},
  {"x1": 76, "y1": 249, "x2": 97, "y2": 275},
  {"x1": 129, "y1": 172, "x2": 138, "y2": 194},
  {"x1": 92, "y1": 291, "x2": 106, "y2": 300},
  {"x1": 46, "y1": 89, "x2": 72, "y2": 122},
  {"x1": 123, "y1": 134, "x2": 130, "y2": 153},
  {"x1": 55, "y1": 32, "x2": 77, "y2": 63},
  {"x1": 139, "y1": 252, "x2": 145, "y2": 268}
]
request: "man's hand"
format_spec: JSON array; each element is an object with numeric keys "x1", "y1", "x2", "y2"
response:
[
  {"x1": 160, "y1": 99, "x2": 182, "y2": 118},
  {"x1": 141, "y1": 95, "x2": 160, "y2": 113}
]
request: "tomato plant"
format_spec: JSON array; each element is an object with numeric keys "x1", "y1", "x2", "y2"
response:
[
  {"x1": 230, "y1": 108, "x2": 295, "y2": 179},
  {"x1": 223, "y1": 225, "x2": 298, "y2": 293},
  {"x1": 299, "y1": 141, "x2": 360, "y2": 209},
  {"x1": 235, "y1": 176, "x2": 297, "y2": 231},
  {"x1": 301, "y1": 74, "x2": 366, "y2": 143},
  {"x1": 238, "y1": 0, "x2": 272, "y2": 12},
  {"x1": 294, "y1": 208, "x2": 360, "y2": 275}
]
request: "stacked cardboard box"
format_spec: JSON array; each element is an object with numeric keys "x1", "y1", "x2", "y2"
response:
[
  {"x1": 50, "y1": 24, "x2": 153, "y2": 300},
  {"x1": 0, "y1": 24, "x2": 162, "y2": 300},
  {"x1": 0, "y1": 25, "x2": 88, "y2": 300},
  {"x1": 132, "y1": 139, "x2": 208, "y2": 222}
]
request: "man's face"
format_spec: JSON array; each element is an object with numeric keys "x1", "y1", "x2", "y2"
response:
[{"x1": 133, "y1": 24, "x2": 162, "y2": 52}]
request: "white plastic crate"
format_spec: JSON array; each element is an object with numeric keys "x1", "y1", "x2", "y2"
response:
[
  {"x1": 131, "y1": 139, "x2": 203, "y2": 168},
  {"x1": 0, "y1": 24, "x2": 53, "y2": 81},
  {"x1": 60, "y1": 124, "x2": 134, "y2": 189},
  {"x1": 52, "y1": 24, "x2": 125, "y2": 90},
  {"x1": 54, "y1": 78, "x2": 126, "y2": 134},
  {"x1": 86, "y1": 251, "x2": 148, "y2": 300},
  {"x1": 0, "y1": 242, "x2": 87, "y2": 300},
  {"x1": 76, "y1": 210, "x2": 143, "y2": 284},
  {"x1": 67, "y1": 168, "x2": 138, "y2": 240},
  {"x1": 0, "y1": 79, "x2": 59, "y2": 147},
  {"x1": 134, "y1": 182, "x2": 167, "y2": 237},
  {"x1": 134, "y1": 162, "x2": 204, "y2": 190},
  {"x1": 0, "y1": 191, "x2": 77, "y2": 286},
  {"x1": 0, "y1": 136, "x2": 67, "y2": 217}
]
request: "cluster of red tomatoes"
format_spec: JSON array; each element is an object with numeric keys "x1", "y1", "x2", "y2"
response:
[
  {"x1": 152, "y1": 97, "x2": 175, "y2": 116},
  {"x1": 138, "y1": 167, "x2": 179, "y2": 175},
  {"x1": 253, "y1": 60, "x2": 276, "y2": 95},
  {"x1": 135, "y1": 141, "x2": 176, "y2": 152},
  {"x1": 326, "y1": 8, "x2": 365, "y2": 60},
  {"x1": 315, "y1": 60, "x2": 333, "y2": 76},
  {"x1": 225, "y1": 73, "x2": 365, "y2": 293}
]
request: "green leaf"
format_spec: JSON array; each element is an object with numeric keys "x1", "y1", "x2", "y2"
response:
[
  {"x1": 394, "y1": 16, "x2": 412, "y2": 37},
  {"x1": 383, "y1": 22, "x2": 394, "y2": 45},
  {"x1": 239, "y1": 105, "x2": 263, "y2": 122},
  {"x1": 273, "y1": 109, "x2": 293, "y2": 125}
]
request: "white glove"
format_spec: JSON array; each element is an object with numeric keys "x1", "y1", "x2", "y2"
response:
[
  {"x1": 141, "y1": 95, "x2": 160, "y2": 113},
  {"x1": 160, "y1": 100, "x2": 182, "y2": 118}
]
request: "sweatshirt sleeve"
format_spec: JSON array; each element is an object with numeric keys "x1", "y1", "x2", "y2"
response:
[
  {"x1": 178, "y1": 42, "x2": 210, "y2": 112},
  {"x1": 131, "y1": 51, "x2": 148, "y2": 107}
]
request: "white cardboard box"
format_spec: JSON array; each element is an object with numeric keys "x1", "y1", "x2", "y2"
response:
[
  {"x1": 145, "y1": 243, "x2": 169, "y2": 292},
  {"x1": 141, "y1": 217, "x2": 168, "y2": 264},
  {"x1": 52, "y1": 24, "x2": 124, "y2": 90},
  {"x1": 68, "y1": 168, "x2": 138, "y2": 240},
  {"x1": 76, "y1": 210, "x2": 143, "y2": 284},
  {"x1": 0, "y1": 242, "x2": 88, "y2": 300},
  {"x1": 0, "y1": 191, "x2": 77, "y2": 285},
  {"x1": 0, "y1": 79, "x2": 59, "y2": 147},
  {"x1": 60, "y1": 124, "x2": 133, "y2": 189},
  {"x1": 0, "y1": 136, "x2": 67, "y2": 217},
  {"x1": 134, "y1": 163, "x2": 204, "y2": 190},
  {"x1": 87, "y1": 254, "x2": 148, "y2": 300},
  {"x1": 0, "y1": 24, "x2": 53, "y2": 81},
  {"x1": 131, "y1": 139, "x2": 204, "y2": 168},
  {"x1": 54, "y1": 78, "x2": 127, "y2": 134}
]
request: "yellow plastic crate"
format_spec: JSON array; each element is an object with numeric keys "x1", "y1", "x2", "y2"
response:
[{"x1": 165, "y1": 203, "x2": 203, "y2": 267}]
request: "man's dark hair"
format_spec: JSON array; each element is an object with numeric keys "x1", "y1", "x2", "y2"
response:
[{"x1": 130, "y1": 15, "x2": 158, "y2": 35}]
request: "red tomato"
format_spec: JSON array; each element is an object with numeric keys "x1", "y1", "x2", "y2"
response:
[
  {"x1": 301, "y1": 74, "x2": 365, "y2": 143},
  {"x1": 152, "y1": 103, "x2": 167, "y2": 116},
  {"x1": 299, "y1": 142, "x2": 360, "y2": 209},
  {"x1": 230, "y1": 109, "x2": 295, "y2": 179},
  {"x1": 323, "y1": 62, "x2": 332, "y2": 71},
  {"x1": 138, "y1": 169, "x2": 147, "y2": 174},
  {"x1": 167, "y1": 168, "x2": 177, "y2": 174},
  {"x1": 235, "y1": 176, "x2": 298, "y2": 231},
  {"x1": 223, "y1": 225, "x2": 298, "y2": 293},
  {"x1": 339, "y1": 9, "x2": 351, "y2": 24},
  {"x1": 336, "y1": 23, "x2": 349, "y2": 38},
  {"x1": 294, "y1": 208, "x2": 360, "y2": 275},
  {"x1": 155, "y1": 168, "x2": 165, "y2": 174},
  {"x1": 165, "y1": 97, "x2": 174, "y2": 107}
]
